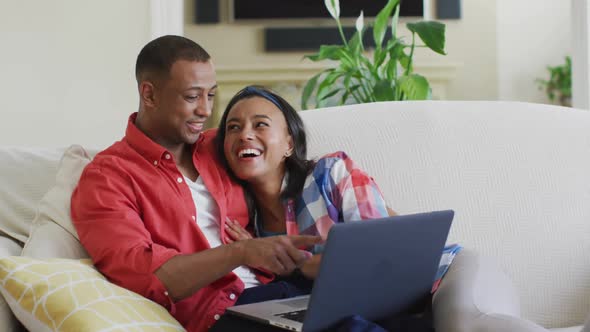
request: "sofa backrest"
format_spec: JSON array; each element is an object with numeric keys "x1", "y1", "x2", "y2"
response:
[
  {"x1": 301, "y1": 101, "x2": 590, "y2": 328},
  {"x1": 0, "y1": 148, "x2": 64, "y2": 243}
]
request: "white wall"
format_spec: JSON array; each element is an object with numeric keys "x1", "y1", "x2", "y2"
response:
[
  {"x1": 0, "y1": 1, "x2": 151, "y2": 149},
  {"x1": 497, "y1": 0, "x2": 571, "y2": 103},
  {"x1": 572, "y1": 0, "x2": 590, "y2": 109}
]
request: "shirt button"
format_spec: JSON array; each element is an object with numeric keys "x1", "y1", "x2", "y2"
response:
[
  {"x1": 214, "y1": 314, "x2": 220, "y2": 321},
  {"x1": 153, "y1": 160, "x2": 158, "y2": 166},
  {"x1": 229, "y1": 293, "x2": 236, "y2": 300},
  {"x1": 164, "y1": 291, "x2": 169, "y2": 296},
  {"x1": 192, "y1": 215, "x2": 196, "y2": 221},
  {"x1": 165, "y1": 154, "x2": 171, "y2": 160},
  {"x1": 177, "y1": 177, "x2": 183, "y2": 183}
]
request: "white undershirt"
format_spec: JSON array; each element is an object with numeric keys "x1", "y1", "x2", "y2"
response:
[{"x1": 184, "y1": 176, "x2": 260, "y2": 289}]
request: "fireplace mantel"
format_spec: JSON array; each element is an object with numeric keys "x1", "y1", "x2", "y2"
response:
[{"x1": 210, "y1": 62, "x2": 460, "y2": 125}]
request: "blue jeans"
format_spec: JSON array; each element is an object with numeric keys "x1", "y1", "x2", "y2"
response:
[{"x1": 235, "y1": 274, "x2": 314, "y2": 306}]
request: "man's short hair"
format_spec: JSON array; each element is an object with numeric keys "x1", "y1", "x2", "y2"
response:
[{"x1": 135, "y1": 35, "x2": 211, "y2": 84}]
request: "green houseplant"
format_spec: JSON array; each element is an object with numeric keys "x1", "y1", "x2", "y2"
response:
[
  {"x1": 536, "y1": 56, "x2": 572, "y2": 107},
  {"x1": 301, "y1": 0, "x2": 447, "y2": 109}
]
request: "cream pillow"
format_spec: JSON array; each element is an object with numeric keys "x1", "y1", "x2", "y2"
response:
[
  {"x1": 22, "y1": 145, "x2": 92, "y2": 259},
  {"x1": 0, "y1": 256, "x2": 185, "y2": 332}
]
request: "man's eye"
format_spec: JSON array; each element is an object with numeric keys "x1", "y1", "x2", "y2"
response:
[
  {"x1": 208, "y1": 94, "x2": 215, "y2": 99},
  {"x1": 186, "y1": 96, "x2": 198, "y2": 101}
]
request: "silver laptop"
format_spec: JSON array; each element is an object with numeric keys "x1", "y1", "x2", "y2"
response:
[{"x1": 225, "y1": 210, "x2": 454, "y2": 332}]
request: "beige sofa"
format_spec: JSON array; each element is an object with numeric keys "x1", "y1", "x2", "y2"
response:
[{"x1": 1, "y1": 101, "x2": 589, "y2": 331}]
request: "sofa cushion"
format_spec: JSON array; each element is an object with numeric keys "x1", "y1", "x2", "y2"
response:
[
  {"x1": 0, "y1": 256, "x2": 184, "y2": 332},
  {"x1": 0, "y1": 148, "x2": 64, "y2": 244},
  {"x1": 22, "y1": 145, "x2": 92, "y2": 259}
]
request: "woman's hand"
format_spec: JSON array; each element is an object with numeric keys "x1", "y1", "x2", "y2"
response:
[{"x1": 224, "y1": 217, "x2": 253, "y2": 243}]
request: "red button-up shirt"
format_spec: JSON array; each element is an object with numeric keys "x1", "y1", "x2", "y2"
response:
[{"x1": 71, "y1": 113, "x2": 272, "y2": 332}]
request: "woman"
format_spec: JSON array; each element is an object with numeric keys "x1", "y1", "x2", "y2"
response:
[{"x1": 215, "y1": 86, "x2": 395, "y2": 279}]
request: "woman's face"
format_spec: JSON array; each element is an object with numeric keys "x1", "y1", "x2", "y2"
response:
[{"x1": 223, "y1": 96, "x2": 293, "y2": 185}]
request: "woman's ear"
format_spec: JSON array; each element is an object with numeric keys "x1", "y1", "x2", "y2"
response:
[{"x1": 285, "y1": 136, "x2": 294, "y2": 157}]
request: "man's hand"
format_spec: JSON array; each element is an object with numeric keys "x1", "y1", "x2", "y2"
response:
[{"x1": 235, "y1": 235, "x2": 322, "y2": 276}]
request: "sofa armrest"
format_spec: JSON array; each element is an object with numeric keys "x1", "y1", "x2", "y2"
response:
[{"x1": 432, "y1": 249, "x2": 548, "y2": 332}]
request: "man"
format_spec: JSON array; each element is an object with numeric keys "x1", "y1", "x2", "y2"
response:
[{"x1": 71, "y1": 35, "x2": 320, "y2": 332}]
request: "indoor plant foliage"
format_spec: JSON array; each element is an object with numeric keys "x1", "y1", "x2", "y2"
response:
[
  {"x1": 536, "y1": 56, "x2": 572, "y2": 107},
  {"x1": 302, "y1": 0, "x2": 447, "y2": 109}
]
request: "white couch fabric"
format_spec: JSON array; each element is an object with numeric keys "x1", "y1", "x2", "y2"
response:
[
  {"x1": 0, "y1": 101, "x2": 588, "y2": 331},
  {"x1": 0, "y1": 148, "x2": 64, "y2": 244},
  {"x1": 302, "y1": 101, "x2": 590, "y2": 329},
  {"x1": 21, "y1": 145, "x2": 92, "y2": 259}
]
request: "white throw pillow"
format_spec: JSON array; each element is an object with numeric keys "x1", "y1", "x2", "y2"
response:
[{"x1": 22, "y1": 145, "x2": 92, "y2": 259}]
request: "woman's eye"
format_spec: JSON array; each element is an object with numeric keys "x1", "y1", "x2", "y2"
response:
[
  {"x1": 227, "y1": 124, "x2": 239, "y2": 131},
  {"x1": 186, "y1": 96, "x2": 198, "y2": 101},
  {"x1": 208, "y1": 94, "x2": 215, "y2": 99},
  {"x1": 255, "y1": 122, "x2": 269, "y2": 128}
]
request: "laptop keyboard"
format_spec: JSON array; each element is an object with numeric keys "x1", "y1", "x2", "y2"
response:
[
  {"x1": 281, "y1": 297, "x2": 309, "y2": 308},
  {"x1": 275, "y1": 309, "x2": 307, "y2": 323}
]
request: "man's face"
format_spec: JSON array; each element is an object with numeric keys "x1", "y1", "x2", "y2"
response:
[{"x1": 149, "y1": 60, "x2": 216, "y2": 148}]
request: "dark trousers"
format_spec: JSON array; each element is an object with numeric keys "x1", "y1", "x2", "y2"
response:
[{"x1": 210, "y1": 275, "x2": 433, "y2": 332}]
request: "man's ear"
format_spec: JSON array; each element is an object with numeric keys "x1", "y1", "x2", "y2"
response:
[{"x1": 139, "y1": 81, "x2": 157, "y2": 108}]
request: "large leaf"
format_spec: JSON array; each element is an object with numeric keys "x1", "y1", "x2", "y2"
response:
[
  {"x1": 373, "y1": 0, "x2": 399, "y2": 49},
  {"x1": 304, "y1": 45, "x2": 343, "y2": 61},
  {"x1": 342, "y1": 84, "x2": 362, "y2": 104},
  {"x1": 406, "y1": 21, "x2": 446, "y2": 55},
  {"x1": 318, "y1": 88, "x2": 340, "y2": 102},
  {"x1": 315, "y1": 70, "x2": 343, "y2": 107},
  {"x1": 335, "y1": 48, "x2": 357, "y2": 70},
  {"x1": 373, "y1": 80, "x2": 395, "y2": 101},
  {"x1": 373, "y1": 48, "x2": 388, "y2": 70},
  {"x1": 385, "y1": 42, "x2": 404, "y2": 80},
  {"x1": 301, "y1": 72, "x2": 322, "y2": 110},
  {"x1": 398, "y1": 74, "x2": 430, "y2": 100}
]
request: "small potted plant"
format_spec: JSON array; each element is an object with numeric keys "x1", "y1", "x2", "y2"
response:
[
  {"x1": 301, "y1": 0, "x2": 447, "y2": 109},
  {"x1": 536, "y1": 56, "x2": 572, "y2": 107}
]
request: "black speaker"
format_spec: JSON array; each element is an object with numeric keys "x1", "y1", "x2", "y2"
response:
[
  {"x1": 265, "y1": 27, "x2": 390, "y2": 52},
  {"x1": 195, "y1": 0, "x2": 219, "y2": 24},
  {"x1": 437, "y1": 0, "x2": 461, "y2": 19}
]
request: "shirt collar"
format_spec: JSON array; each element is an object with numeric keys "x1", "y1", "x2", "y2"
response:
[{"x1": 123, "y1": 112, "x2": 203, "y2": 164}]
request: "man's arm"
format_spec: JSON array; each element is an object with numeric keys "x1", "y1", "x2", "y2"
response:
[
  {"x1": 73, "y1": 164, "x2": 322, "y2": 304},
  {"x1": 155, "y1": 235, "x2": 322, "y2": 301}
]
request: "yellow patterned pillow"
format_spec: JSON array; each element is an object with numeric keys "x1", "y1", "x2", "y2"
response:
[{"x1": 0, "y1": 256, "x2": 185, "y2": 332}]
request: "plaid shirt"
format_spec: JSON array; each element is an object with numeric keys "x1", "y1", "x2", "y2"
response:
[
  {"x1": 284, "y1": 151, "x2": 388, "y2": 253},
  {"x1": 280, "y1": 151, "x2": 461, "y2": 291}
]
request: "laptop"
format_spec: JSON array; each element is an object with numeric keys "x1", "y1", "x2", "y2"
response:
[{"x1": 225, "y1": 210, "x2": 454, "y2": 332}]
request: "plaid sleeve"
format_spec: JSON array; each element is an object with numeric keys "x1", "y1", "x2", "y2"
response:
[
  {"x1": 324, "y1": 151, "x2": 389, "y2": 222},
  {"x1": 431, "y1": 244, "x2": 463, "y2": 293}
]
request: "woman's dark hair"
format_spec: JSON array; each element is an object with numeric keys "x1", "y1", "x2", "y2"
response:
[{"x1": 215, "y1": 86, "x2": 315, "y2": 216}]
